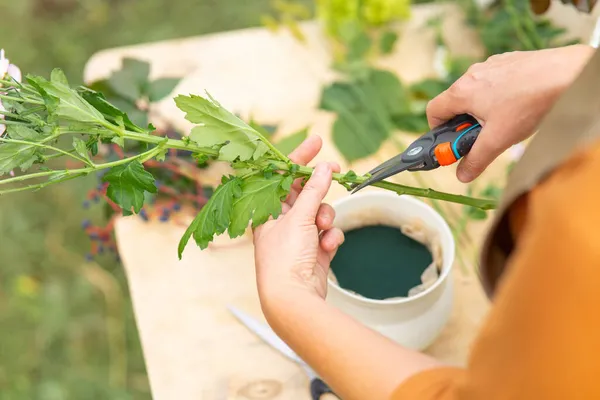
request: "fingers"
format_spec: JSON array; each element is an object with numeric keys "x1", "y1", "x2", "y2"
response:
[
  {"x1": 456, "y1": 123, "x2": 504, "y2": 182},
  {"x1": 287, "y1": 162, "x2": 340, "y2": 207},
  {"x1": 288, "y1": 135, "x2": 322, "y2": 165},
  {"x1": 289, "y1": 162, "x2": 332, "y2": 221},
  {"x1": 426, "y1": 88, "x2": 466, "y2": 129},
  {"x1": 316, "y1": 203, "x2": 335, "y2": 231},
  {"x1": 320, "y1": 227, "x2": 344, "y2": 257}
]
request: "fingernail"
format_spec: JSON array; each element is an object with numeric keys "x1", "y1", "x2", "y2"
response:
[{"x1": 313, "y1": 162, "x2": 330, "y2": 177}]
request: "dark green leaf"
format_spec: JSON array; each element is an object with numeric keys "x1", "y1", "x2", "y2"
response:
[
  {"x1": 274, "y1": 127, "x2": 308, "y2": 155},
  {"x1": 368, "y1": 69, "x2": 410, "y2": 116},
  {"x1": 347, "y1": 30, "x2": 372, "y2": 61},
  {"x1": 481, "y1": 184, "x2": 502, "y2": 199},
  {"x1": 465, "y1": 206, "x2": 488, "y2": 220},
  {"x1": 108, "y1": 58, "x2": 151, "y2": 101},
  {"x1": 148, "y1": 78, "x2": 180, "y2": 102},
  {"x1": 229, "y1": 174, "x2": 290, "y2": 237},
  {"x1": 379, "y1": 31, "x2": 398, "y2": 54},
  {"x1": 178, "y1": 176, "x2": 242, "y2": 258},
  {"x1": 102, "y1": 161, "x2": 157, "y2": 216},
  {"x1": 391, "y1": 113, "x2": 430, "y2": 133},
  {"x1": 332, "y1": 112, "x2": 385, "y2": 162},
  {"x1": 78, "y1": 87, "x2": 146, "y2": 133},
  {"x1": 27, "y1": 73, "x2": 106, "y2": 124},
  {"x1": 410, "y1": 79, "x2": 449, "y2": 100}
]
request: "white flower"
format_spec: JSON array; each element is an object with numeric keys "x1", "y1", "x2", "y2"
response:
[
  {"x1": 0, "y1": 49, "x2": 22, "y2": 137},
  {"x1": 0, "y1": 49, "x2": 22, "y2": 83}
]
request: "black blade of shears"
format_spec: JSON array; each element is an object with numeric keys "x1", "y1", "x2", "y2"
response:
[{"x1": 351, "y1": 155, "x2": 422, "y2": 194}]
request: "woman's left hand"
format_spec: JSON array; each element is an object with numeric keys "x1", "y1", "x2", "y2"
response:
[{"x1": 253, "y1": 135, "x2": 345, "y2": 305}]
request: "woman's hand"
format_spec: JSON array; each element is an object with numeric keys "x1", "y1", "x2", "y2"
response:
[
  {"x1": 253, "y1": 135, "x2": 345, "y2": 305},
  {"x1": 427, "y1": 44, "x2": 595, "y2": 183}
]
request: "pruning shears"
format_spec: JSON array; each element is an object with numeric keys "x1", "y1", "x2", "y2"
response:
[{"x1": 351, "y1": 114, "x2": 482, "y2": 193}]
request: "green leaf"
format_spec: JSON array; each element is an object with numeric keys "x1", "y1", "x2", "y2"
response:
[
  {"x1": 379, "y1": 31, "x2": 398, "y2": 54},
  {"x1": 178, "y1": 176, "x2": 243, "y2": 258},
  {"x1": 111, "y1": 136, "x2": 125, "y2": 148},
  {"x1": 347, "y1": 30, "x2": 372, "y2": 61},
  {"x1": 0, "y1": 143, "x2": 38, "y2": 175},
  {"x1": 368, "y1": 69, "x2": 410, "y2": 116},
  {"x1": 465, "y1": 206, "x2": 488, "y2": 220},
  {"x1": 274, "y1": 127, "x2": 308, "y2": 155},
  {"x1": 27, "y1": 73, "x2": 106, "y2": 124},
  {"x1": 50, "y1": 69, "x2": 69, "y2": 86},
  {"x1": 102, "y1": 161, "x2": 157, "y2": 216},
  {"x1": 410, "y1": 79, "x2": 449, "y2": 100},
  {"x1": 148, "y1": 78, "x2": 181, "y2": 102},
  {"x1": 155, "y1": 147, "x2": 168, "y2": 162},
  {"x1": 6, "y1": 125, "x2": 43, "y2": 141},
  {"x1": 175, "y1": 93, "x2": 270, "y2": 162},
  {"x1": 72, "y1": 137, "x2": 92, "y2": 164},
  {"x1": 108, "y1": 58, "x2": 151, "y2": 101},
  {"x1": 331, "y1": 112, "x2": 385, "y2": 162},
  {"x1": 391, "y1": 113, "x2": 430, "y2": 133},
  {"x1": 229, "y1": 174, "x2": 291, "y2": 237},
  {"x1": 481, "y1": 184, "x2": 502, "y2": 199},
  {"x1": 78, "y1": 87, "x2": 146, "y2": 133}
]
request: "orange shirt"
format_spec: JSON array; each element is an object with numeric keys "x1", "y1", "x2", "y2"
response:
[{"x1": 392, "y1": 138, "x2": 600, "y2": 399}]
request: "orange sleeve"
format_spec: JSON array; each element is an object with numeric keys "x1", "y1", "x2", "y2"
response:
[{"x1": 392, "y1": 139, "x2": 600, "y2": 399}]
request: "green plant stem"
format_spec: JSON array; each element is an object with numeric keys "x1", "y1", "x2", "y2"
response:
[
  {"x1": 0, "y1": 137, "x2": 92, "y2": 166},
  {"x1": 1, "y1": 128, "x2": 497, "y2": 209},
  {"x1": 0, "y1": 110, "x2": 28, "y2": 120}
]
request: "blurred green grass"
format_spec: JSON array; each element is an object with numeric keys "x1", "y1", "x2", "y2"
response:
[{"x1": 0, "y1": 0, "x2": 309, "y2": 398}]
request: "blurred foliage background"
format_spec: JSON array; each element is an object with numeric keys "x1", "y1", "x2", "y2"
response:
[{"x1": 0, "y1": 0, "x2": 308, "y2": 398}]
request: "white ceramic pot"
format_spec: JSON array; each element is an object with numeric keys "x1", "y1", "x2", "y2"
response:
[{"x1": 326, "y1": 192, "x2": 455, "y2": 351}]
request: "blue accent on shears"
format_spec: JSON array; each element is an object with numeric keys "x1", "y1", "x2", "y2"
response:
[{"x1": 452, "y1": 124, "x2": 481, "y2": 159}]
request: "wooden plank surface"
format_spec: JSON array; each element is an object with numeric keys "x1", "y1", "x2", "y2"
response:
[{"x1": 84, "y1": 4, "x2": 596, "y2": 399}]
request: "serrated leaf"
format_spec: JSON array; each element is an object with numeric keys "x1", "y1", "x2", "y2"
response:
[
  {"x1": 0, "y1": 142, "x2": 38, "y2": 175},
  {"x1": 27, "y1": 73, "x2": 106, "y2": 124},
  {"x1": 178, "y1": 176, "x2": 243, "y2": 258},
  {"x1": 148, "y1": 78, "x2": 180, "y2": 102},
  {"x1": 368, "y1": 69, "x2": 410, "y2": 116},
  {"x1": 72, "y1": 137, "x2": 92, "y2": 164},
  {"x1": 78, "y1": 87, "x2": 146, "y2": 133},
  {"x1": 410, "y1": 79, "x2": 449, "y2": 100},
  {"x1": 6, "y1": 125, "x2": 43, "y2": 141},
  {"x1": 50, "y1": 69, "x2": 69, "y2": 86},
  {"x1": 228, "y1": 174, "x2": 291, "y2": 237},
  {"x1": 175, "y1": 94, "x2": 270, "y2": 162},
  {"x1": 274, "y1": 127, "x2": 308, "y2": 155},
  {"x1": 102, "y1": 161, "x2": 157, "y2": 216},
  {"x1": 380, "y1": 31, "x2": 398, "y2": 54}
]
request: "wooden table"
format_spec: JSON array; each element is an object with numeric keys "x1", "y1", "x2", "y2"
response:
[{"x1": 84, "y1": 4, "x2": 596, "y2": 399}]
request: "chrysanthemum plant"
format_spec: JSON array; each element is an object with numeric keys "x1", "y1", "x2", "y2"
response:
[{"x1": 0, "y1": 51, "x2": 496, "y2": 258}]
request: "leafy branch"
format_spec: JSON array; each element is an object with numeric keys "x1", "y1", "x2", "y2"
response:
[{"x1": 0, "y1": 68, "x2": 496, "y2": 258}]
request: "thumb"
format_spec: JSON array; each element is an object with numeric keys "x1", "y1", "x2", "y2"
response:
[
  {"x1": 456, "y1": 123, "x2": 504, "y2": 183},
  {"x1": 290, "y1": 162, "x2": 332, "y2": 221}
]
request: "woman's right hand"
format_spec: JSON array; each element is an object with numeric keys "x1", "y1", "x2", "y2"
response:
[{"x1": 426, "y1": 44, "x2": 595, "y2": 183}]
